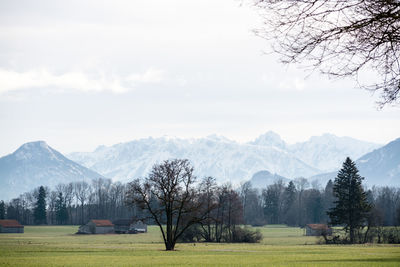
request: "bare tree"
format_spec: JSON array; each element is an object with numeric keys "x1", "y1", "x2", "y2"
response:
[
  {"x1": 126, "y1": 159, "x2": 206, "y2": 251},
  {"x1": 252, "y1": 0, "x2": 400, "y2": 106},
  {"x1": 198, "y1": 176, "x2": 218, "y2": 241},
  {"x1": 74, "y1": 181, "x2": 91, "y2": 225}
]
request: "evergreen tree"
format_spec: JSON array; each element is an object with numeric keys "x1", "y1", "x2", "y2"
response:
[
  {"x1": 283, "y1": 181, "x2": 296, "y2": 213},
  {"x1": 0, "y1": 200, "x2": 5, "y2": 219},
  {"x1": 327, "y1": 157, "x2": 371, "y2": 243},
  {"x1": 55, "y1": 192, "x2": 68, "y2": 225},
  {"x1": 322, "y1": 180, "x2": 334, "y2": 222},
  {"x1": 33, "y1": 186, "x2": 47, "y2": 224},
  {"x1": 282, "y1": 181, "x2": 297, "y2": 225}
]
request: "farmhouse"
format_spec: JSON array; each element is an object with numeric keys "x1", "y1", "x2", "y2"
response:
[
  {"x1": 0, "y1": 219, "x2": 24, "y2": 233},
  {"x1": 305, "y1": 224, "x2": 332, "y2": 236},
  {"x1": 78, "y1": 219, "x2": 114, "y2": 234},
  {"x1": 113, "y1": 219, "x2": 147, "y2": 234}
]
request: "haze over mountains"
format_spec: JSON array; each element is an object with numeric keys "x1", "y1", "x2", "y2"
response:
[{"x1": 1, "y1": 132, "x2": 399, "y2": 201}]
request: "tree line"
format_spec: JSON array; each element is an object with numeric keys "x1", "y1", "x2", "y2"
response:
[
  {"x1": 1, "y1": 179, "x2": 136, "y2": 225},
  {"x1": 1, "y1": 157, "x2": 400, "y2": 248}
]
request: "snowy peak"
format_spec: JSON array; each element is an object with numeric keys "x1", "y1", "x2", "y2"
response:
[
  {"x1": 0, "y1": 141, "x2": 104, "y2": 200},
  {"x1": 13, "y1": 141, "x2": 61, "y2": 161},
  {"x1": 250, "y1": 131, "x2": 286, "y2": 150}
]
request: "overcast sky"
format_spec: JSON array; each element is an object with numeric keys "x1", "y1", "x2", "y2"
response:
[{"x1": 0, "y1": 0, "x2": 399, "y2": 156}]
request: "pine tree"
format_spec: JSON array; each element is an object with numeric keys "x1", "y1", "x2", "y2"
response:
[
  {"x1": 55, "y1": 192, "x2": 68, "y2": 225},
  {"x1": 33, "y1": 186, "x2": 47, "y2": 225},
  {"x1": 0, "y1": 201, "x2": 5, "y2": 219},
  {"x1": 327, "y1": 157, "x2": 371, "y2": 243},
  {"x1": 283, "y1": 181, "x2": 296, "y2": 213}
]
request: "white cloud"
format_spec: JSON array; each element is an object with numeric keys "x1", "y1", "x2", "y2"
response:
[{"x1": 0, "y1": 68, "x2": 165, "y2": 94}]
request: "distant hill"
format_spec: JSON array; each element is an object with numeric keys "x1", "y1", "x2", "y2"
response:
[
  {"x1": 356, "y1": 138, "x2": 400, "y2": 186},
  {"x1": 0, "y1": 141, "x2": 103, "y2": 200},
  {"x1": 308, "y1": 138, "x2": 400, "y2": 187},
  {"x1": 249, "y1": 170, "x2": 290, "y2": 189}
]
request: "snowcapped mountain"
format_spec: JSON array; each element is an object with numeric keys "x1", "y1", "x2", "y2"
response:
[
  {"x1": 356, "y1": 138, "x2": 400, "y2": 186},
  {"x1": 0, "y1": 141, "x2": 103, "y2": 200},
  {"x1": 288, "y1": 133, "x2": 381, "y2": 172},
  {"x1": 68, "y1": 135, "x2": 321, "y2": 184},
  {"x1": 68, "y1": 132, "x2": 380, "y2": 185}
]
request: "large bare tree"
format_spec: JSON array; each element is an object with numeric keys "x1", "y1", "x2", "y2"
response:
[
  {"x1": 253, "y1": 0, "x2": 400, "y2": 106},
  {"x1": 126, "y1": 159, "x2": 206, "y2": 250}
]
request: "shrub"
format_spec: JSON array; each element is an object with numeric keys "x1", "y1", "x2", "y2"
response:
[{"x1": 231, "y1": 227, "x2": 263, "y2": 243}]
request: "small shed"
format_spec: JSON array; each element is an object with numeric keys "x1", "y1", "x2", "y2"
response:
[
  {"x1": 0, "y1": 219, "x2": 24, "y2": 233},
  {"x1": 78, "y1": 219, "x2": 114, "y2": 234},
  {"x1": 305, "y1": 224, "x2": 332, "y2": 236}
]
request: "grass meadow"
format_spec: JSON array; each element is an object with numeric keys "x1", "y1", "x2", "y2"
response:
[{"x1": 0, "y1": 225, "x2": 399, "y2": 267}]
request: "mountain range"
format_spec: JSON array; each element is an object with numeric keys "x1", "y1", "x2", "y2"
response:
[
  {"x1": 1, "y1": 132, "x2": 399, "y2": 201},
  {"x1": 68, "y1": 132, "x2": 380, "y2": 184}
]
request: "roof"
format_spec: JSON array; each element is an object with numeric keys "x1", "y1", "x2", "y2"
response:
[
  {"x1": 306, "y1": 224, "x2": 330, "y2": 230},
  {"x1": 0, "y1": 219, "x2": 24, "y2": 228},
  {"x1": 90, "y1": 220, "x2": 114, "y2": 227}
]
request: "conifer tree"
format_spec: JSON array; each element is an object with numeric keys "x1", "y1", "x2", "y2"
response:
[
  {"x1": 0, "y1": 200, "x2": 5, "y2": 219},
  {"x1": 327, "y1": 158, "x2": 371, "y2": 243},
  {"x1": 55, "y1": 192, "x2": 68, "y2": 225},
  {"x1": 33, "y1": 186, "x2": 47, "y2": 224}
]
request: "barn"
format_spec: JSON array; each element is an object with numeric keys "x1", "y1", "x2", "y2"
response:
[
  {"x1": 0, "y1": 219, "x2": 24, "y2": 233},
  {"x1": 78, "y1": 220, "x2": 114, "y2": 234},
  {"x1": 305, "y1": 224, "x2": 332, "y2": 236}
]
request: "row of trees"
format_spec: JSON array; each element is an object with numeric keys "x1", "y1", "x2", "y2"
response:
[
  {"x1": 1, "y1": 179, "x2": 136, "y2": 225},
  {"x1": 240, "y1": 177, "x2": 400, "y2": 229},
  {"x1": 240, "y1": 178, "x2": 334, "y2": 227},
  {"x1": 2, "y1": 158, "x2": 400, "y2": 248},
  {"x1": 2, "y1": 166, "x2": 400, "y2": 230}
]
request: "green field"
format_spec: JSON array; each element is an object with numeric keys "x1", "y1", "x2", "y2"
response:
[{"x1": 0, "y1": 225, "x2": 399, "y2": 267}]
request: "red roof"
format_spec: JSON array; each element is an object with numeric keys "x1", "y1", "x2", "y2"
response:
[
  {"x1": 90, "y1": 220, "x2": 114, "y2": 227},
  {"x1": 306, "y1": 224, "x2": 330, "y2": 230},
  {"x1": 0, "y1": 219, "x2": 24, "y2": 228}
]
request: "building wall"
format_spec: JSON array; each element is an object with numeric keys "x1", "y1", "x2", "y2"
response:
[
  {"x1": 114, "y1": 225, "x2": 130, "y2": 233},
  {"x1": 0, "y1": 227, "x2": 24, "y2": 233},
  {"x1": 95, "y1": 226, "x2": 114, "y2": 234}
]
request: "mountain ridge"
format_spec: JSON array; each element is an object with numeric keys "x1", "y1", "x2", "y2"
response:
[
  {"x1": 0, "y1": 141, "x2": 104, "y2": 200},
  {"x1": 68, "y1": 132, "x2": 381, "y2": 184}
]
